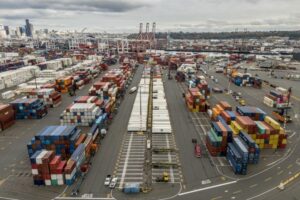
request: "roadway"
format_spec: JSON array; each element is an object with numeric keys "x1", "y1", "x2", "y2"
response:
[{"x1": 171, "y1": 64, "x2": 300, "y2": 200}]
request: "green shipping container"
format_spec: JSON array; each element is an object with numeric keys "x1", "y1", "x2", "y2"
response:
[
  {"x1": 255, "y1": 121, "x2": 265, "y2": 134},
  {"x1": 51, "y1": 179, "x2": 58, "y2": 186}
]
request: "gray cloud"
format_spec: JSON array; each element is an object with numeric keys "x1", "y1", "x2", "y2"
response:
[
  {"x1": 0, "y1": 0, "x2": 300, "y2": 32},
  {"x1": 0, "y1": 0, "x2": 150, "y2": 16}
]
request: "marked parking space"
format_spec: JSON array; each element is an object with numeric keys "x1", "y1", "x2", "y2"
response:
[
  {"x1": 114, "y1": 133, "x2": 146, "y2": 189},
  {"x1": 151, "y1": 133, "x2": 183, "y2": 183}
]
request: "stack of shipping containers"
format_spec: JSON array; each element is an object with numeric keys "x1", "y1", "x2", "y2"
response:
[
  {"x1": 152, "y1": 66, "x2": 172, "y2": 133},
  {"x1": 127, "y1": 66, "x2": 150, "y2": 132},
  {"x1": 208, "y1": 101, "x2": 287, "y2": 175}
]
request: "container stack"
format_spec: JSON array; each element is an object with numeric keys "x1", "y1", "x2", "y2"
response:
[
  {"x1": 263, "y1": 87, "x2": 291, "y2": 108},
  {"x1": 38, "y1": 70, "x2": 67, "y2": 79},
  {"x1": 230, "y1": 73, "x2": 261, "y2": 88},
  {"x1": 211, "y1": 101, "x2": 232, "y2": 120},
  {"x1": 254, "y1": 116, "x2": 286, "y2": 149},
  {"x1": 65, "y1": 144, "x2": 86, "y2": 185},
  {"x1": 206, "y1": 121, "x2": 232, "y2": 156},
  {"x1": 239, "y1": 131, "x2": 260, "y2": 164},
  {"x1": 55, "y1": 76, "x2": 73, "y2": 93},
  {"x1": 185, "y1": 88, "x2": 207, "y2": 112},
  {"x1": 152, "y1": 66, "x2": 172, "y2": 133},
  {"x1": 236, "y1": 106, "x2": 266, "y2": 121},
  {"x1": 197, "y1": 79, "x2": 211, "y2": 99},
  {"x1": 10, "y1": 98, "x2": 48, "y2": 119},
  {"x1": 27, "y1": 125, "x2": 80, "y2": 159},
  {"x1": 127, "y1": 68, "x2": 150, "y2": 132},
  {"x1": 25, "y1": 88, "x2": 62, "y2": 108},
  {"x1": 231, "y1": 106, "x2": 286, "y2": 149},
  {"x1": 89, "y1": 81, "x2": 111, "y2": 97},
  {"x1": 27, "y1": 125, "x2": 95, "y2": 186},
  {"x1": 0, "y1": 104, "x2": 15, "y2": 131},
  {"x1": 101, "y1": 69, "x2": 126, "y2": 91},
  {"x1": 49, "y1": 156, "x2": 66, "y2": 186},
  {"x1": 227, "y1": 137, "x2": 248, "y2": 175},
  {"x1": 0, "y1": 65, "x2": 40, "y2": 89},
  {"x1": 30, "y1": 150, "x2": 55, "y2": 185},
  {"x1": 60, "y1": 103, "x2": 101, "y2": 126},
  {"x1": 40, "y1": 60, "x2": 63, "y2": 71}
]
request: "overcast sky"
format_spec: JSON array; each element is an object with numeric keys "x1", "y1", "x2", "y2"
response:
[{"x1": 0, "y1": 0, "x2": 300, "y2": 33}]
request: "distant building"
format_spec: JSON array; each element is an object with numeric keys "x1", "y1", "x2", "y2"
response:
[
  {"x1": 0, "y1": 25, "x2": 7, "y2": 38},
  {"x1": 25, "y1": 19, "x2": 33, "y2": 37},
  {"x1": 4, "y1": 26, "x2": 9, "y2": 35}
]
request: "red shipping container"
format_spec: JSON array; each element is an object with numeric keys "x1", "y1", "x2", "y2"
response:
[{"x1": 49, "y1": 155, "x2": 61, "y2": 171}]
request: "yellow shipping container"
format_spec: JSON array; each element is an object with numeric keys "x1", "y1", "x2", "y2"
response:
[
  {"x1": 282, "y1": 139, "x2": 287, "y2": 144},
  {"x1": 259, "y1": 143, "x2": 264, "y2": 149},
  {"x1": 264, "y1": 116, "x2": 280, "y2": 130},
  {"x1": 279, "y1": 127, "x2": 285, "y2": 135}
]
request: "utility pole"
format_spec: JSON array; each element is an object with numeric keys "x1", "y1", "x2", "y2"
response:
[
  {"x1": 31, "y1": 69, "x2": 38, "y2": 89},
  {"x1": 283, "y1": 87, "x2": 292, "y2": 129}
]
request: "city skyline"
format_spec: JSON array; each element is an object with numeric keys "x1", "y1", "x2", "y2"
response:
[{"x1": 0, "y1": 0, "x2": 299, "y2": 33}]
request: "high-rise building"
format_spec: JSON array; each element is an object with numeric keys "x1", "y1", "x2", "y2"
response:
[
  {"x1": 25, "y1": 19, "x2": 33, "y2": 37},
  {"x1": 20, "y1": 26, "x2": 26, "y2": 35},
  {"x1": 4, "y1": 26, "x2": 9, "y2": 35}
]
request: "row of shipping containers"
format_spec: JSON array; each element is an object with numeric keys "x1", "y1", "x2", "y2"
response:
[
  {"x1": 263, "y1": 87, "x2": 291, "y2": 108},
  {"x1": 127, "y1": 66, "x2": 150, "y2": 132},
  {"x1": 152, "y1": 65, "x2": 172, "y2": 134},
  {"x1": 207, "y1": 101, "x2": 287, "y2": 175},
  {"x1": 27, "y1": 60, "x2": 137, "y2": 186}
]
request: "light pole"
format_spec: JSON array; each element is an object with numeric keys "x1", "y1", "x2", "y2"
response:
[
  {"x1": 31, "y1": 69, "x2": 38, "y2": 89},
  {"x1": 283, "y1": 87, "x2": 292, "y2": 129}
]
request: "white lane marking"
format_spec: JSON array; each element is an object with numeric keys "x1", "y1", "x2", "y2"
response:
[
  {"x1": 232, "y1": 190, "x2": 242, "y2": 195},
  {"x1": 119, "y1": 133, "x2": 133, "y2": 188},
  {"x1": 178, "y1": 181, "x2": 237, "y2": 196},
  {"x1": 218, "y1": 157, "x2": 225, "y2": 167},
  {"x1": 249, "y1": 184, "x2": 257, "y2": 188},
  {"x1": 0, "y1": 197, "x2": 20, "y2": 200},
  {"x1": 289, "y1": 132, "x2": 296, "y2": 138},
  {"x1": 246, "y1": 186, "x2": 277, "y2": 200},
  {"x1": 55, "y1": 198, "x2": 115, "y2": 200},
  {"x1": 166, "y1": 134, "x2": 174, "y2": 183}
]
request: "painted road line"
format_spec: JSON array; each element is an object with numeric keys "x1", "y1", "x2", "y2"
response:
[
  {"x1": 218, "y1": 157, "x2": 225, "y2": 166},
  {"x1": 280, "y1": 171, "x2": 300, "y2": 187},
  {"x1": 264, "y1": 177, "x2": 272, "y2": 182},
  {"x1": 179, "y1": 181, "x2": 237, "y2": 196},
  {"x1": 55, "y1": 198, "x2": 115, "y2": 200},
  {"x1": 166, "y1": 134, "x2": 175, "y2": 183},
  {"x1": 287, "y1": 164, "x2": 293, "y2": 169},
  {"x1": 289, "y1": 132, "x2": 296, "y2": 138},
  {"x1": 232, "y1": 190, "x2": 242, "y2": 195},
  {"x1": 211, "y1": 196, "x2": 223, "y2": 200},
  {"x1": 291, "y1": 95, "x2": 300, "y2": 102},
  {"x1": 249, "y1": 184, "x2": 257, "y2": 188},
  {"x1": 119, "y1": 133, "x2": 133, "y2": 188}
]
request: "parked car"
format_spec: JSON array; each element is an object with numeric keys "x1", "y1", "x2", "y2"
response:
[
  {"x1": 212, "y1": 87, "x2": 223, "y2": 93},
  {"x1": 194, "y1": 144, "x2": 202, "y2": 158},
  {"x1": 104, "y1": 175, "x2": 112, "y2": 186},
  {"x1": 239, "y1": 99, "x2": 246, "y2": 106},
  {"x1": 129, "y1": 86, "x2": 137, "y2": 94},
  {"x1": 109, "y1": 177, "x2": 118, "y2": 189}
]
